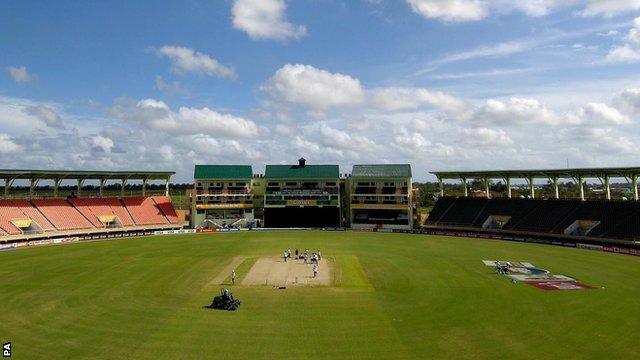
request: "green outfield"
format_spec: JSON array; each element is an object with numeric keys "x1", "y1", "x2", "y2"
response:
[{"x1": 1, "y1": 231, "x2": 639, "y2": 359}]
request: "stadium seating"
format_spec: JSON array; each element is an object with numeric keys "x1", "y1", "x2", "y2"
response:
[
  {"x1": 122, "y1": 197, "x2": 169, "y2": 225},
  {"x1": 0, "y1": 199, "x2": 55, "y2": 234},
  {"x1": 31, "y1": 199, "x2": 94, "y2": 230},
  {"x1": 153, "y1": 196, "x2": 181, "y2": 224},
  {"x1": 427, "y1": 197, "x2": 640, "y2": 241},
  {"x1": 104, "y1": 198, "x2": 135, "y2": 226},
  {"x1": 68, "y1": 198, "x2": 120, "y2": 228}
]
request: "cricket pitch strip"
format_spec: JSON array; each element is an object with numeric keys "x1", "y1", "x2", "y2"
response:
[{"x1": 241, "y1": 256, "x2": 330, "y2": 286}]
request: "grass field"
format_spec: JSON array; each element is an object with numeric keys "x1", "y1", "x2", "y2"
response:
[{"x1": 1, "y1": 231, "x2": 639, "y2": 359}]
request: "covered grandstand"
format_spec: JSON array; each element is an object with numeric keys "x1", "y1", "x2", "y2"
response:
[
  {"x1": 263, "y1": 158, "x2": 341, "y2": 228},
  {"x1": 190, "y1": 165, "x2": 254, "y2": 229},
  {"x1": 0, "y1": 170, "x2": 182, "y2": 243},
  {"x1": 426, "y1": 167, "x2": 640, "y2": 244},
  {"x1": 348, "y1": 164, "x2": 414, "y2": 230}
]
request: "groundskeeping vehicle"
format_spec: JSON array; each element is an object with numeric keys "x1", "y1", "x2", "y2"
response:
[{"x1": 205, "y1": 289, "x2": 241, "y2": 311}]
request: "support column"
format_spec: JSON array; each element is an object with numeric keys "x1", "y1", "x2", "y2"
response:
[
  {"x1": 99, "y1": 179, "x2": 105, "y2": 197},
  {"x1": 462, "y1": 178, "x2": 468, "y2": 197},
  {"x1": 121, "y1": 179, "x2": 127, "y2": 198},
  {"x1": 53, "y1": 178, "x2": 61, "y2": 198},
  {"x1": 505, "y1": 177, "x2": 512, "y2": 198},
  {"x1": 605, "y1": 175, "x2": 611, "y2": 200},
  {"x1": 438, "y1": 177, "x2": 444, "y2": 197},
  {"x1": 633, "y1": 175, "x2": 638, "y2": 201},
  {"x1": 77, "y1": 179, "x2": 84, "y2": 197},
  {"x1": 578, "y1": 176, "x2": 585, "y2": 201},
  {"x1": 142, "y1": 178, "x2": 148, "y2": 196},
  {"x1": 552, "y1": 176, "x2": 559, "y2": 199},
  {"x1": 529, "y1": 176, "x2": 535, "y2": 199},
  {"x1": 165, "y1": 178, "x2": 170, "y2": 197},
  {"x1": 29, "y1": 178, "x2": 38, "y2": 198},
  {"x1": 484, "y1": 178, "x2": 490, "y2": 198},
  {"x1": 5, "y1": 178, "x2": 14, "y2": 197}
]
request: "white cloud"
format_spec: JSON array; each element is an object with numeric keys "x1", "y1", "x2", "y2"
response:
[
  {"x1": 407, "y1": 1, "x2": 640, "y2": 23},
  {"x1": 90, "y1": 135, "x2": 114, "y2": 153},
  {"x1": 232, "y1": 0, "x2": 307, "y2": 40},
  {"x1": 261, "y1": 64, "x2": 365, "y2": 111},
  {"x1": 564, "y1": 102, "x2": 632, "y2": 125},
  {"x1": 0, "y1": 134, "x2": 22, "y2": 154},
  {"x1": 577, "y1": 1, "x2": 640, "y2": 17},
  {"x1": 459, "y1": 127, "x2": 513, "y2": 146},
  {"x1": 606, "y1": 17, "x2": 640, "y2": 63},
  {"x1": 7, "y1": 66, "x2": 37, "y2": 83},
  {"x1": 154, "y1": 76, "x2": 188, "y2": 95},
  {"x1": 471, "y1": 97, "x2": 559, "y2": 125},
  {"x1": 368, "y1": 87, "x2": 466, "y2": 113},
  {"x1": 406, "y1": 0, "x2": 488, "y2": 22},
  {"x1": 153, "y1": 45, "x2": 235, "y2": 78},
  {"x1": 126, "y1": 99, "x2": 259, "y2": 138},
  {"x1": 615, "y1": 88, "x2": 640, "y2": 114},
  {"x1": 23, "y1": 105, "x2": 65, "y2": 128}
]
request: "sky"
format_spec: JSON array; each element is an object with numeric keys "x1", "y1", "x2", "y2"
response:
[{"x1": 1, "y1": 0, "x2": 640, "y2": 182}]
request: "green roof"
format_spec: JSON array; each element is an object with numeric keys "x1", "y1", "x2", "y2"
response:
[
  {"x1": 351, "y1": 164, "x2": 412, "y2": 179},
  {"x1": 194, "y1": 165, "x2": 252, "y2": 180},
  {"x1": 265, "y1": 164, "x2": 339, "y2": 180}
]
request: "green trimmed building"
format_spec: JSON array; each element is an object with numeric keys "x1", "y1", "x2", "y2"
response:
[
  {"x1": 263, "y1": 158, "x2": 341, "y2": 227},
  {"x1": 190, "y1": 165, "x2": 254, "y2": 228},
  {"x1": 347, "y1": 164, "x2": 413, "y2": 230}
]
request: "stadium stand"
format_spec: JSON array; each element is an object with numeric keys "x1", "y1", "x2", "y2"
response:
[
  {"x1": 426, "y1": 197, "x2": 640, "y2": 241},
  {"x1": 31, "y1": 199, "x2": 94, "y2": 230},
  {"x1": 122, "y1": 197, "x2": 170, "y2": 225}
]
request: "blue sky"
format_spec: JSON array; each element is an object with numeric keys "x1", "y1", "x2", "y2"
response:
[{"x1": 1, "y1": 0, "x2": 640, "y2": 182}]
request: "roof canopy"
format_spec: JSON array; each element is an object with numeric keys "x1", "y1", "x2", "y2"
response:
[
  {"x1": 352, "y1": 164, "x2": 412, "y2": 179},
  {"x1": 194, "y1": 165, "x2": 252, "y2": 180},
  {"x1": 265, "y1": 164, "x2": 339, "y2": 180},
  {"x1": 0, "y1": 169, "x2": 175, "y2": 181},
  {"x1": 432, "y1": 167, "x2": 640, "y2": 180}
]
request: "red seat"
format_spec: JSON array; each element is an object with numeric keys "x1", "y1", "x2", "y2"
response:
[
  {"x1": 122, "y1": 197, "x2": 168, "y2": 225},
  {"x1": 153, "y1": 196, "x2": 180, "y2": 224},
  {"x1": 31, "y1": 199, "x2": 94, "y2": 230}
]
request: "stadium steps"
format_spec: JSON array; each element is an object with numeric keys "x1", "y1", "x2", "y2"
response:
[
  {"x1": 31, "y1": 199, "x2": 95, "y2": 231},
  {"x1": 550, "y1": 202, "x2": 583, "y2": 233},
  {"x1": 104, "y1": 198, "x2": 135, "y2": 226},
  {"x1": 426, "y1": 197, "x2": 457, "y2": 223},
  {"x1": 599, "y1": 209, "x2": 640, "y2": 239},
  {"x1": 152, "y1": 196, "x2": 180, "y2": 224},
  {"x1": 470, "y1": 200, "x2": 490, "y2": 227},
  {"x1": 433, "y1": 197, "x2": 459, "y2": 224},
  {"x1": 122, "y1": 197, "x2": 169, "y2": 225}
]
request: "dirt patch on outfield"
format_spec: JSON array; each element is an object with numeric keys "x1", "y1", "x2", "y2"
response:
[
  {"x1": 209, "y1": 256, "x2": 245, "y2": 285},
  {"x1": 242, "y1": 256, "x2": 330, "y2": 286}
]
